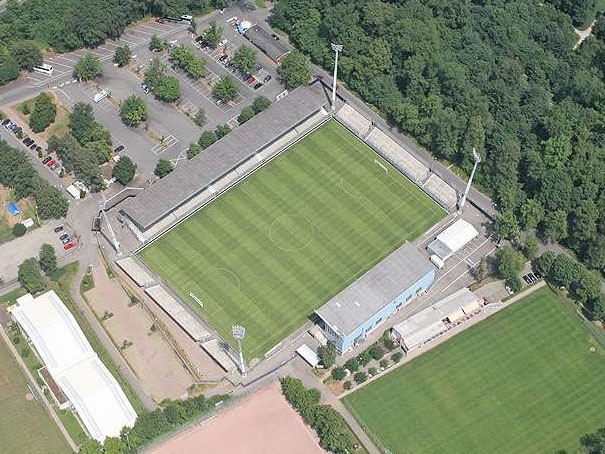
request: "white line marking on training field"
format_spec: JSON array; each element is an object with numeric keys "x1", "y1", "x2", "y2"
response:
[{"x1": 189, "y1": 292, "x2": 204, "y2": 307}]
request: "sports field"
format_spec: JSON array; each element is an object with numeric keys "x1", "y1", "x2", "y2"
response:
[
  {"x1": 344, "y1": 288, "x2": 605, "y2": 454},
  {"x1": 0, "y1": 334, "x2": 70, "y2": 454},
  {"x1": 140, "y1": 120, "x2": 444, "y2": 359}
]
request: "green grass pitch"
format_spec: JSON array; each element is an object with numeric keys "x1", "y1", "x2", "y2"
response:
[
  {"x1": 344, "y1": 288, "x2": 605, "y2": 454},
  {"x1": 0, "y1": 335, "x2": 70, "y2": 454},
  {"x1": 139, "y1": 120, "x2": 444, "y2": 359}
]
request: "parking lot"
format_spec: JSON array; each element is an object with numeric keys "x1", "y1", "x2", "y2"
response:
[{"x1": 29, "y1": 20, "x2": 190, "y2": 88}]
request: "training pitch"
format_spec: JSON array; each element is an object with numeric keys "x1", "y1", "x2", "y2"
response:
[
  {"x1": 140, "y1": 120, "x2": 444, "y2": 358},
  {"x1": 0, "y1": 335, "x2": 70, "y2": 454},
  {"x1": 344, "y1": 288, "x2": 605, "y2": 454}
]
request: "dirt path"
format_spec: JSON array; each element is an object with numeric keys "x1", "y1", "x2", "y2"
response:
[{"x1": 574, "y1": 19, "x2": 597, "y2": 49}]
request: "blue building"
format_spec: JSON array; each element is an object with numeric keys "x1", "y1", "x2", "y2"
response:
[{"x1": 315, "y1": 243, "x2": 435, "y2": 353}]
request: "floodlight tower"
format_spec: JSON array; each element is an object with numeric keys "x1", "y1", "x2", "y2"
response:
[
  {"x1": 100, "y1": 195, "x2": 121, "y2": 255},
  {"x1": 232, "y1": 324, "x2": 247, "y2": 377},
  {"x1": 330, "y1": 43, "x2": 343, "y2": 110},
  {"x1": 458, "y1": 148, "x2": 481, "y2": 212}
]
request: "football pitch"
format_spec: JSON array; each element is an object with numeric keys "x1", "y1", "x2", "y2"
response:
[
  {"x1": 139, "y1": 120, "x2": 444, "y2": 359},
  {"x1": 344, "y1": 288, "x2": 605, "y2": 454}
]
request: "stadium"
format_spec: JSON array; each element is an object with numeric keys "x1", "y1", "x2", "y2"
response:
[{"x1": 115, "y1": 81, "x2": 459, "y2": 362}]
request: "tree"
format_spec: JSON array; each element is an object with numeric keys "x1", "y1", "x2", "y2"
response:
[
  {"x1": 533, "y1": 251, "x2": 556, "y2": 277},
  {"x1": 29, "y1": 93, "x2": 57, "y2": 133},
  {"x1": 521, "y1": 232, "x2": 539, "y2": 260},
  {"x1": 187, "y1": 142, "x2": 202, "y2": 159},
  {"x1": 317, "y1": 342, "x2": 337, "y2": 368},
  {"x1": 253, "y1": 96, "x2": 271, "y2": 114},
  {"x1": 232, "y1": 45, "x2": 257, "y2": 72},
  {"x1": 198, "y1": 131, "x2": 217, "y2": 149},
  {"x1": 353, "y1": 371, "x2": 368, "y2": 384},
  {"x1": 85, "y1": 140, "x2": 112, "y2": 164},
  {"x1": 493, "y1": 211, "x2": 520, "y2": 240},
  {"x1": 237, "y1": 106, "x2": 254, "y2": 124},
  {"x1": 120, "y1": 95, "x2": 148, "y2": 126},
  {"x1": 79, "y1": 439, "x2": 103, "y2": 454},
  {"x1": 193, "y1": 109, "x2": 207, "y2": 127},
  {"x1": 113, "y1": 45, "x2": 131, "y2": 67},
  {"x1": 278, "y1": 50, "x2": 311, "y2": 89},
  {"x1": 495, "y1": 246, "x2": 524, "y2": 281},
  {"x1": 113, "y1": 156, "x2": 137, "y2": 185},
  {"x1": 519, "y1": 199, "x2": 545, "y2": 230},
  {"x1": 18, "y1": 258, "x2": 45, "y2": 294},
  {"x1": 154, "y1": 76, "x2": 181, "y2": 102},
  {"x1": 12, "y1": 223, "x2": 26, "y2": 237},
  {"x1": 103, "y1": 437, "x2": 127, "y2": 454},
  {"x1": 343, "y1": 358, "x2": 359, "y2": 373},
  {"x1": 39, "y1": 243, "x2": 57, "y2": 276},
  {"x1": 68, "y1": 103, "x2": 97, "y2": 145},
  {"x1": 145, "y1": 58, "x2": 167, "y2": 89},
  {"x1": 36, "y1": 182, "x2": 68, "y2": 219},
  {"x1": 73, "y1": 53, "x2": 102, "y2": 80},
  {"x1": 214, "y1": 123, "x2": 231, "y2": 139},
  {"x1": 331, "y1": 367, "x2": 346, "y2": 381},
  {"x1": 154, "y1": 159, "x2": 174, "y2": 179},
  {"x1": 550, "y1": 254, "x2": 579, "y2": 288},
  {"x1": 0, "y1": 48, "x2": 19, "y2": 85},
  {"x1": 212, "y1": 75, "x2": 238, "y2": 101},
  {"x1": 204, "y1": 21, "x2": 223, "y2": 48},
  {"x1": 149, "y1": 35, "x2": 164, "y2": 52},
  {"x1": 10, "y1": 41, "x2": 42, "y2": 71},
  {"x1": 543, "y1": 210, "x2": 568, "y2": 242}
]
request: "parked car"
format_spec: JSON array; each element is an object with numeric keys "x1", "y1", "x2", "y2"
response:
[
  {"x1": 61, "y1": 236, "x2": 71, "y2": 245},
  {"x1": 1, "y1": 119, "x2": 10, "y2": 126},
  {"x1": 64, "y1": 242, "x2": 76, "y2": 250},
  {"x1": 54, "y1": 225, "x2": 64, "y2": 233},
  {"x1": 47, "y1": 159, "x2": 56, "y2": 167},
  {"x1": 263, "y1": 75, "x2": 272, "y2": 83},
  {"x1": 218, "y1": 38, "x2": 228, "y2": 47},
  {"x1": 4, "y1": 121, "x2": 13, "y2": 130},
  {"x1": 155, "y1": 17, "x2": 164, "y2": 23},
  {"x1": 219, "y1": 54, "x2": 229, "y2": 62},
  {"x1": 42, "y1": 156, "x2": 52, "y2": 164},
  {"x1": 59, "y1": 233, "x2": 69, "y2": 241},
  {"x1": 254, "y1": 65, "x2": 263, "y2": 72},
  {"x1": 253, "y1": 82, "x2": 262, "y2": 90},
  {"x1": 247, "y1": 75, "x2": 255, "y2": 84},
  {"x1": 271, "y1": 33, "x2": 280, "y2": 40},
  {"x1": 29, "y1": 142, "x2": 37, "y2": 150},
  {"x1": 195, "y1": 35, "x2": 205, "y2": 43},
  {"x1": 114, "y1": 144, "x2": 125, "y2": 153},
  {"x1": 50, "y1": 162, "x2": 59, "y2": 170},
  {"x1": 23, "y1": 137, "x2": 31, "y2": 144}
]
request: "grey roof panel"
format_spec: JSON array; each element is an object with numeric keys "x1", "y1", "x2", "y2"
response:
[
  {"x1": 244, "y1": 25, "x2": 292, "y2": 62},
  {"x1": 315, "y1": 243, "x2": 434, "y2": 337},
  {"x1": 121, "y1": 84, "x2": 329, "y2": 230}
]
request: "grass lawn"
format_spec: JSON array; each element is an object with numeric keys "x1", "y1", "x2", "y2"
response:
[
  {"x1": 344, "y1": 288, "x2": 605, "y2": 454},
  {"x1": 140, "y1": 120, "x2": 444, "y2": 359},
  {"x1": 0, "y1": 334, "x2": 70, "y2": 454}
]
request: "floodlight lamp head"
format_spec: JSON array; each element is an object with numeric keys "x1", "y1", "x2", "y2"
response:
[
  {"x1": 232, "y1": 324, "x2": 246, "y2": 340},
  {"x1": 472, "y1": 147, "x2": 481, "y2": 164},
  {"x1": 331, "y1": 43, "x2": 343, "y2": 52}
]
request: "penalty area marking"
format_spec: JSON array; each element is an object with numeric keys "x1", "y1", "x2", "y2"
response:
[
  {"x1": 189, "y1": 292, "x2": 204, "y2": 308},
  {"x1": 374, "y1": 159, "x2": 388, "y2": 173}
]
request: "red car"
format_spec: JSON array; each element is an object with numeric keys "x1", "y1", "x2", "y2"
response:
[
  {"x1": 47, "y1": 159, "x2": 56, "y2": 167},
  {"x1": 64, "y1": 242, "x2": 77, "y2": 251},
  {"x1": 247, "y1": 75, "x2": 255, "y2": 84},
  {"x1": 155, "y1": 18, "x2": 164, "y2": 23}
]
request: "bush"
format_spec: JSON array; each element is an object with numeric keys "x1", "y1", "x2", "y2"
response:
[
  {"x1": 198, "y1": 130, "x2": 217, "y2": 149},
  {"x1": 120, "y1": 95, "x2": 148, "y2": 126},
  {"x1": 357, "y1": 350, "x2": 371, "y2": 367},
  {"x1": 18, "y1": 258, "x2": 45, "y2": 294},
  {"x1": 154, "y1": 159, "x2": 174, "y2": 179},
  {"x1": 187, "y1": 142, "x2": 202, "y2": 159},
  {"x1": 343, "y1": 380, "x2": 353, "y2": 390},
  {"x1": 391, "y1": 352, "x2": 403, "y2": 363},
  {"x1": 252, "y1": 96, "x2": 271, "y2": 113},
  {"x1": 331, "y1": 367, "x2": 347, "y2": 381},
  {"x1": 113, "y1": 45, "x2": 131, "y2": 67},
  {"x1": 73, "y1": 53, "x2": 102, "y2": 80},
  {"x1": 344, "y1": 358, "x2": 360, "y2": 373},
  {"x1": 368, "y1": 345, "x2": 384, "y2": 361},
  {"x1": 368, "y1": 367, "x2": 378, "y2": 376},
  {"x1": 237, "y1": 106, "x2": 255, "y2": 124},
  {"x1": 383, "y1": 337, "x2": 396, "y2": 351},
  {"x1": 379, "y1": 358, "x2": 389, "y2": 369},
  {"x1": 193, "y1": 109, "x2": 207, "y2": 127},
  {"x1": 112, "y1": 156, "x2": 137, "y2": 184},
  {"x1": 12, "y1": 223, "x2": 26, "y2": 237},
  {"x1": 353, "y1": 371, "x2": 368, "y2": 384},
  {"x1": 212, "y1": 75, "x2": 238, "y2": 101},
  {"x1": 214, "y1": 123, "x2": 231, "y2": 139}
]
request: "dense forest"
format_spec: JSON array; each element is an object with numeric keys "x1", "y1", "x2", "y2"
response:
[
  {"x1": 271, "y1": 0, "x2": 605, "y2": 277},
  {"x1": 0, "y1": 0, "x2": 226, "y2": 84}
]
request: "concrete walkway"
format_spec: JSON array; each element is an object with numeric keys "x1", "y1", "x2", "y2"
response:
[{"x1": 0, "y1": 325, "x2": 79, "y2": 452}]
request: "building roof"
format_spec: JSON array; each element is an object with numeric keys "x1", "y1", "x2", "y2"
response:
[
  {"x1": 244, "y1": 25, "x2": 291, "y2": 62},
  {"x1": 436, "y1": 219, "x2": 479, "y2": 254},
  {"x1": 120, "y1": 84, "x2": 329, "y2": 230},
  {"x1": 392, "y1": 288, "x2": 481, "y2": 350},
  {"x1": 315, "y1": 243, "x2": 434, "y2": 338},
  {"x1": 10, "y1": 291, "x2": 137, "y2": 442}
]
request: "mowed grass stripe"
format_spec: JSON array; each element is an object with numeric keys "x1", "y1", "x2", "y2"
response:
[
  {"x1": 344, "y1": 288, "x2": 605, "y2": 454},
  {"x1": 140, "y1": 120, "x2": 444, "y2": 359}
]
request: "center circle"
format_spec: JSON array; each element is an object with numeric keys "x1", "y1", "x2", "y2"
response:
[{"x1": 269, "y1": 214, "x2": 315, "y2": 252}]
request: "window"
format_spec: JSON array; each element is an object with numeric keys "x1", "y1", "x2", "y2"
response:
[
  {"x1": 406, "y1": 294, "x2": 412, "y2": 302},
  {"x1": 374, "y1": 317, "x2": 383, "y2": 327}
]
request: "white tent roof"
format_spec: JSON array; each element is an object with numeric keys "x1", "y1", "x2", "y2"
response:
[
  {"x1": 435, "y1": 219, "x2": 479, "y2": 254},
  {"x1": 11, "y1": 291, "x2": 137, "y2": 441},
  {"x1": 296, "y1": 344, "x2": 320, "y2": 367}
]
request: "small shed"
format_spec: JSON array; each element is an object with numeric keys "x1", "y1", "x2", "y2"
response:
[{"x1": 7, "y1": 202, "x2": 20, "y2": 216}]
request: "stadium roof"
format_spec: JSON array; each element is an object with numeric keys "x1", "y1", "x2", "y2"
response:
[
  {"x1": 244, "y1": 25, "x2": 292, "y2": 62},
  {"x1": 392, "y1": 288, "x2": 481, "y2": 350},
  {"x1": 10, "y1": 291, "x2": 137, "y2": 442},
  {"x1": 428, "y1": 219, "x2": 479, "y2": 260},
  {"x1": 315, "y1": 243, "x2": 434, "y2": 337},
  {"x1": 120, "y1": 84, "x2": 329, "y2": 230}
]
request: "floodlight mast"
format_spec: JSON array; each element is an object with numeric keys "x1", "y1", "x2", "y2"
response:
[
  {"x1": 232, "y1": 324, "x2": 246, "y2": 377},
  {"x1": 330, "y1": 43, "x2": 343, "y2": 110},
  {"x1": 458, "y1": 148, "x2": 481, "y2": 212},
  {"x1": 100, "y1": 195, "x2": 121, "y2": 255}
]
